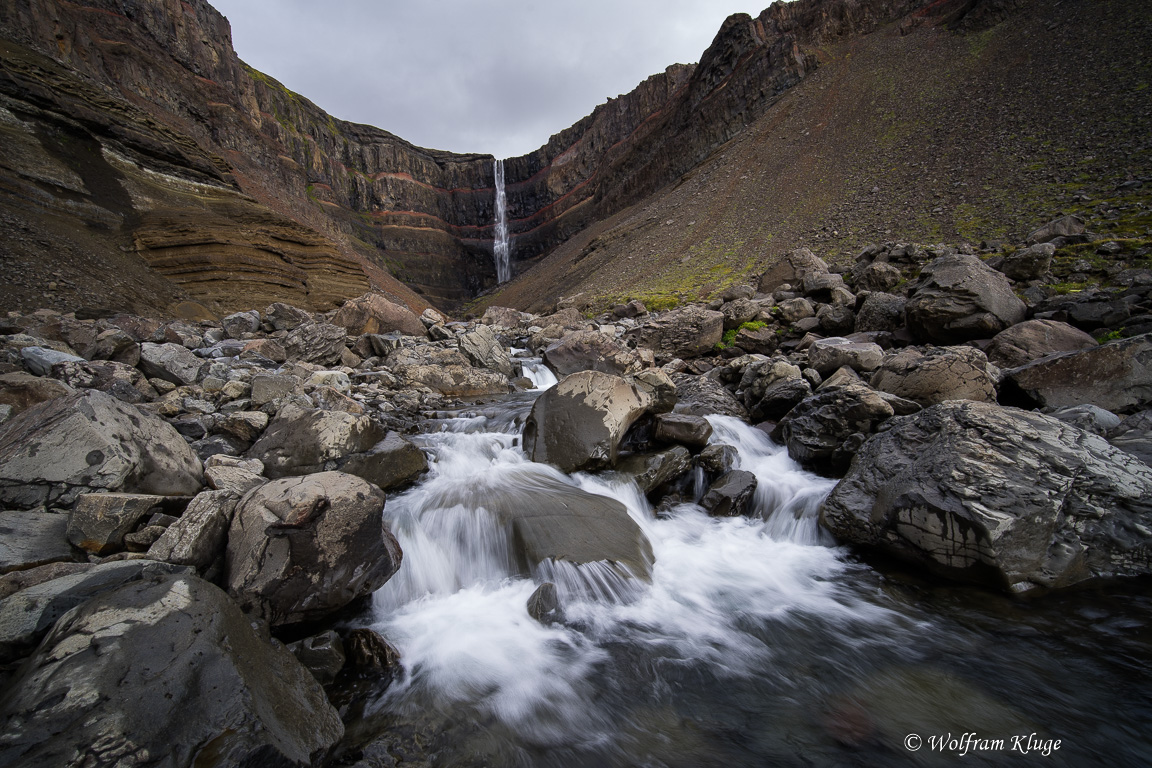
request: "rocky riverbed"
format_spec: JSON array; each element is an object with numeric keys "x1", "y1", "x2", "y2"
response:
[{"x1": 1, "y1": 221, "x2": 1151, "y2": 765}]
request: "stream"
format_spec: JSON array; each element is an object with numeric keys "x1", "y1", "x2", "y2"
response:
[{"x1": 343, "y1": 385, "x2": 1152, "y2": 768}]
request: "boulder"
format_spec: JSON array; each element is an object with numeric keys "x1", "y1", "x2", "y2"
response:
[
  {"x1": 214, "y1": 411, "x2": 270, "y2": 443},
  {"x1": 776, "y1": 297, "x2": 816, "y2": 323},
  {"x1": 147, "y1": 489, "x2": 239, "y2": 572},
  {"x1": 283, "y1": 321, "x2": 347, "y2": 366},
  {"x1": 852, "y1": 261, "x2": 902, "y2": 293},
  {"x1": 733, "y1": 324, "x2": 778, "y2": 355},
  {"x1": 458, "y1": 324, "x2": 515, "y2": 377},
  {"x1": 543, "y1": 330, "x2": 643, "y2": 377},
  {"x1": 820, "y1": 401, "x2": 1152, "y2": 592},
  {"x1": 653, "y1": 413, "x2": 713, "y2": 451},
  {"x1": 90, "y1": 329, "x2": 140, "y2": 366},
  {"x1": 904, "y1": 254, "x2": 1026, "y2": 343},
  {"x1": 700, "y1": 470, "x2": 758, "y2": 517},
  {"x1": 0, "y1": 573, "x2": 343, "y2": 766},
  {"x1": 984, "y1": 319, "x2": 1098, "y2": 368},
  {"x1": 221, "y1": 310, "x2": 261, "y2": 339},
  {"x1": 999, "y1": 243, "x2": 1054, "y2": 281},
  {"x1": 526, "y1": 582, "x2": 565, "y2": 624},
  {"x1": 869, "y1": 346, "x2": 998, "y2": 406},
  {"x1": 0, "y1": 559, "x2": 190, "y2": 663},
  {"x1": 625, "y1": 306, "x2": 724, "y2": 359},
  {"x1": 523, "y1": 371, "x2": 652, "y2": 472},
  {"x1": 246, "y1": 403, "x2": 386, "y2": 479},
  {"x1": 807, "y1": 337, "x2": 884, "y2": 376},
  {"x1": 817, "y1": 304, "x2": 855, "y2": 335},
  {"x1": 48, "y1": 359, "x2": 156, "y2": 403},
  {"x1": 854, "y1": 292, "x2": 907, "y2": 333},
  {"x1": 1002, "y1": 333, "x2": 1152, "y2": 412},
  {"x1": 19, "y1": 347, "x2": 84, "y2": 377},
  {"x1": 720, "y1": 298, "x2": 760, "y2": 330},
  {"x1": 1026, "y1": 214, "x2": 1085, "y2": 244},
  {"x1": 1047, "y1": 404, "x2": 1122, "y2": 436},
  {"x1": 758, "y1": 248, "x2": 829, "y2": 294},
  {"x1": 332, "y1": 293, "x2": 426, "y2": 337},
  {"x1": 613, "y1": 446, "x2": 693, "y2": 494},
  {"x1": 481, "y1": 306, "x2": 529, "y2": 328},
  {"x1": 226, "y1": 472, "x2": 401, "y2": 626},
  {"x1": 338, "y1": 432, "x2": 429, "y2": 491},
  {"x1": 0, "y1": 390, "x2": 203, "y2": 509},
  {"x1": 287, "y1": 630, "x2": 346, "y2": 685},
  {"x1": 0, "y1": 510, "x2": 73, "y2": 575},
  {"x1": 264, "y1": 302, "x2": 312, "y2": 331},
  {"x1": 0, "y1": 562, "x2": 92, "y2": 601},
  {"x1": 250, "y1": 373, "x2": 301, "y2": 406},
  {"x1": 67, "y1": 493, "x2": 168, "y2": 556},
  {"x1": 0, "y1": 372, "x2": 73, "y2": 415},
  {"x1": 670, "y1": 373, "x2": 748, "y2": 421},
  {"x1": 739, "y1": 358, "x2": 811, "y2": 420},
  {"x1": 774, "y1": 383, "x2": 894, "y2": 471},
  {"x1": 631, "y1": 368, "x2": 678, "y2": 415},
  {"x1": 1108, "y1": 411, "x2": 1152, "y2": 467},
  {"x1": 137, "y1": 342, "x2": 205, "y2": 385}
]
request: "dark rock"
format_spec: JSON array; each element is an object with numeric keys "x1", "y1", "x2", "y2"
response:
[
  {"x1": 67, "y1": 493, "x2": 166, "y2": 556},
  {"x1": 758, "y1": 248, "x2": 829, "y2": 294},
  {"x1": 147, "y1": 489, "x2": 239, "y2": 573},
  {"x1": 614, "y1": 446, "x2": 693, "y2": 494},
  {"x1": 653, "y1": 413, "x2": 713, "y2": 451},
  {"x1": 852, "y1": 261, "x2": 902, "y2": 293},
  {"x1": 459, "y1": 325, "x2": 515, "y2": 377},
  {"x1": 775, "y1": 383, "x2": 894, "y2": 472},
  {"x1": 904, "y1": 254, "x2": 1026, "y2": 343},
  {"x1": 264, "y1": 302, "x2": 312, "y2": 332},
  {"x1": 137, "y1": 342, "x2": 205, "y2": 385},
  {"x1": 807, "y1": 337, "x2": 884, "y2": 376},
  {"x1": 670, "y1": 373, "x2": 748, "y2": 421},
  {"x1": 999, "y1": 243, "x2": 1054, "y2": 281},
  {"x1": 1002, "y1": 333, "x2": 1152, "y2": 412},
  {"x1": 221, "y1": 310, "x2": 261, "y2": 339},
  {"x1": 0, "y1": 573, "x2": 343, "y2": 765},
  {"x1": 854, "y1": 292, "x2": 907, "y2": 333},
  {"x1": 283, "y1": 321, "x2": 348, "y2": 366},
  {"x1": 817, "y1": 304, "x2": 856, "y2": 335},
  {"x1": 0, "y1": 372, "x2": 73, "y2": 415},
  {"x1": 523, "y1": 371, "x2": 652, "y2": 472},
  {"x1": 226, "y1": 472, "x2": 400, "y2": 627},
  {"x1": 288, "y1": 630, "x2": 346, "y2": 685},
  {"x1": 697, "y1": 444, "x2": 738, "y2": 476},
  {"x1": 338, "y1": 431, "x2": 429, "y2": 491},
  {"x1": 344, "y1": 628, "x2": 401, "y2": 676},
  {"x1": 1108, "y1": 410, "x2": 1152, "y2": 467},
  {"x1": 527, "y1": 582, "x2": 565, "y2": 624},
  {"x1": 1047, "y1": 404, "x2": 1122, "y2": 437},
  {"x1": 700, "y1": 470, "x2": 758, "y2": 517},
  {"x1": 0, "y1": 390, "x2": 203, "y2": 509},
  {"x1": 984, "y1": 319, "x2": 1098, "y2": 368},
  {"x1": 821, "y1": 401, "x2": 1152, "y2": 592},
  {"x1": 733, "y1": 324, "x2": 779, "y2": 354},
  {"x1": 1026, "y1": 214, "x2": 1085, "y2": 244}
]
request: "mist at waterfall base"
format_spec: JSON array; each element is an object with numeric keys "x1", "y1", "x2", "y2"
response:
[
  {"x1": 349, "y1": 390, "x2": 1152, "y2": 766},
  {"x1": 493, "y1": 159, "x2": 511, "y2": 284}
]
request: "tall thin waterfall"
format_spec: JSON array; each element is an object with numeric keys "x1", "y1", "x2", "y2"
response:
[{"x1": 493, "y1": 159, "x2": 510, "y2": 283}]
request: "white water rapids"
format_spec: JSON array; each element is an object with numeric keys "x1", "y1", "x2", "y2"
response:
[{"x1": 353, "y1": 395, "x2": 1152, "y2": 766}]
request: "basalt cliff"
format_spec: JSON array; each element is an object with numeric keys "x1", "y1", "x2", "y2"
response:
[{"x1": 0, "y1": 0, "x2": 1148, "y2": 319}]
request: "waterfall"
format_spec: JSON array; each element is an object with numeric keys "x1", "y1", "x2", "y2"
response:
[{"x1": 493, "y1": 159, "x2": 511, "y2": 283}]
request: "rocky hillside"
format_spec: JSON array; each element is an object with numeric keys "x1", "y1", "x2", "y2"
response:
[{"x1": 486, "y1": 0, "x2": 1152, "y2": 314}]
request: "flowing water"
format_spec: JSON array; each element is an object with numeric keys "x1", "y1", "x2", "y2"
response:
[
  {"x1": 493, "y1": 159, "x2": 511, "y2": 284},
  {"x1": 348, "y1": 393, "x2": 1152, "y2": 767}
]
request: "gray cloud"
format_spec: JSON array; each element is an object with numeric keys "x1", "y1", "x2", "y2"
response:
[{"x1": 209, "y1": 0, "x2": 763, "y2": 158}]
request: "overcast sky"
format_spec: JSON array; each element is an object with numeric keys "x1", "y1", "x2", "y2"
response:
[{"x1": 209, "y1": 0, "x2": 764, "y2": 159}]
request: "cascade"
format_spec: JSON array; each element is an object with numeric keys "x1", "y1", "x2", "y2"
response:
[{"x1": 493, "y1": 159, "x2": 511, "y2": 283}]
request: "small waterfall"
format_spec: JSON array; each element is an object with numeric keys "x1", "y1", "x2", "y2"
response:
[
  {"x1": 519, "y1": 357, "x2": 558, "y2": 390},
  {"x1": 493, "y1": 159, "x2": 511, "y2": 283}
]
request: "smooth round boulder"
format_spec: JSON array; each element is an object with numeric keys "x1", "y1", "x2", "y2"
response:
[
  {"x1": 523, "y1": 371, "x2": 652, "y2": 472},
  {"x1": 225, "y1": 471, "x2": 400, "y2": 627},
  {"x1": 869, "y1": 346, "x2": 998, "y2": 406},
  {"x1": 984, "y1": 319, "x2": 1098, "y2": 369}
]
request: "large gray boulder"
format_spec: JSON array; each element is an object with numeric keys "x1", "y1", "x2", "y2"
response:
[
  {"x1": 226, "y1": 472, "x2": 401, "y2": 627},
  {"x1": 807, "y1": 337, "x2": 884, "y2": 376},
  {"x1": 246, "y1": 403, "x2": 386, "y2": 479},
  {"x1": 738, "y1": 358, "x2": 811, "y2": 420},
  {"x1": 67, "y1": 493, "x2": 169, "y2": 556},
  {"x1": 137, "y1": 342, "x2": 205, "y2": 386},
  {"x1": 904, "y1": 254, "x2": 1026, "y2": 343},
  {"x1": 820, "y1": 401, "x2": 1152, "y2": 592},
  {"x1": 0, "y1": 573, "x2": 343, "y2": 766},
  {"x1": 283, "y1": 321, "x2": 348, "y2": 366},
  {"x1": 854, "y1": 292, "x2": 906, "y2": 333},
  {"x1": 458, "y1": 324, "x2": 514, "y2": 377},
  {"x1": 543, "y1": 330, "x2": 644, "y2": 377},
  {"x1": 148, "y1": 490, "x2": 240, "y2": 572},
  {"x1": 984, "y1": 319, "x2": 1098, "y2": 368},
  {"x1": 338, "y1": 431, "x2": 429, "y2": 491},
  {"x1": 758, "y1": 248, "x2": 829, "y2": 294},
  {"x1": 671, "y1": 373, "x2": 748, "y2": 421},
  {"x1": 1002, "y1": 333, "x2": 1152, "y2": 412},
  {"x1": 523, "y1": 371, "x2": 652, "y2": 472},
  {"x1": 869, "y1": 346, "x2": 998, "y2": 406},
  {"x1": 0, "y1": 390, "x2": 203, "y2": 509},
  {"x1": 331, "y1": 292, "x2": 425, "y2": 337},
  {"x1": 0, "y1": 372, "x2": 73, "y2": 416},
  {"x1": 999, "y1": 243, "x2": 1055, "y2": 281},
  {"x1": 1109, "y1": 411, "x2": 1152, "y2": 467},
  {"x1": 0, "y1": 559, "x2": 189, "y2": 663},
  {"x1": 625, "y1": 306, "x2": 724, "y2": 359}
]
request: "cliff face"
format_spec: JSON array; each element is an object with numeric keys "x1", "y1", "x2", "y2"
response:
[{"x1": 0, "y1": 0, "x2": 1025, "y2": 316}]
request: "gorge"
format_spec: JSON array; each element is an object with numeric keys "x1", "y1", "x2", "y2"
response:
[{"x1": 1, "y1": 0, "x2": 1151, "y2": 766}]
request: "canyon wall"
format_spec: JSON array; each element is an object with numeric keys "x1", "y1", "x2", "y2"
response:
[{"x1": 0, "y1": 0, "x2": 1008, "y2": 315}]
